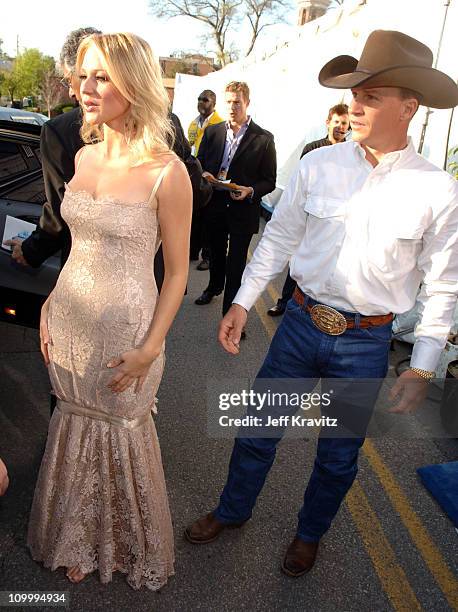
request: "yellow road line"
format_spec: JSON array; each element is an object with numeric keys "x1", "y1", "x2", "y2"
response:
[
  {"x1": 347, "y1": 481, "x2": 422, "y2": 611},
  {"x1": 255, "y1": 266, "x2": 458, "y2": 609},
  {"x1": 364, "y1": 439, "x2": 458, "y2": 609},
  {"x1": 265, "y1": 282, "x2": 279, "y2": 308}
]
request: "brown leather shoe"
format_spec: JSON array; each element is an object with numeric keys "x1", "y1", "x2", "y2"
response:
[
  {"x1": 281, "y1": 537, "x2": 319, "y2": 577},
  {"x1": 184, "y1": 512, "x2": 247, "y2": 544}
]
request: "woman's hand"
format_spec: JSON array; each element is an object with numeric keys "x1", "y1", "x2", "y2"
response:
[
  {"x1": 39, "y1": 299, "x2": 52, "y2": 366},
  {"x1": 106, "y1": 347, "x2": 160, "y2": 394}
]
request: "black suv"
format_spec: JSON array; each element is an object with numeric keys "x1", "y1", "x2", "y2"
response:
[{"x1": 0, "y1": 120, "x2": 59, "y2": 327}]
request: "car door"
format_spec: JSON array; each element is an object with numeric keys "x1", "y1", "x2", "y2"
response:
[{"x1": 0, "y1": 120, "x2": 60, "y2": 327}]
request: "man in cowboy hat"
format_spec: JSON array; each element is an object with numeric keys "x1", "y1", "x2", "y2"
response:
[{"x1": 185, "y1": 30, "x2": 458, "y2": 576}]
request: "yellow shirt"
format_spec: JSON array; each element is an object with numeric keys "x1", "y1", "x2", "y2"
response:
[{"x1": 188, "y1": 111, "x2": 224, "y2": 156}]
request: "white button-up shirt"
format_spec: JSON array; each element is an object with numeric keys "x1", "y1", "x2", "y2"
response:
[
  {"x1": 234, "y1": 138, "x2": 458, "y2": 371},
  {"x1": 218, "y1": 117, "x2": 252, "y2": 176}
]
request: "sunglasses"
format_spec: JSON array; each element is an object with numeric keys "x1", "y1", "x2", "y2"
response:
[{"x1": 198, "y1": 97, "x2": 210, "y2": 102}]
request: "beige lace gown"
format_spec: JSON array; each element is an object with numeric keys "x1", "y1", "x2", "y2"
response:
[{"x1": 27, "y1": 163, "x2": 175, "y2": 591}]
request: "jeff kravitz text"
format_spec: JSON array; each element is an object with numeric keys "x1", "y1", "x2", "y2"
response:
[{"x1": 219, "y1": 415, "x2": 338, "y2": 427}]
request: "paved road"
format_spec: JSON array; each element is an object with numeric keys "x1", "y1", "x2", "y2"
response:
[{"x1": 1, "y1": 220, "x2": 457, "y2": 612}]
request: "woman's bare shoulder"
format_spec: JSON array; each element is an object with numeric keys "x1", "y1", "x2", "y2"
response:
[
  {"x1": 141, "y1": 151, "x2": 180, "y2": 170},
  {"x1": 74, "y1": 143, "x2": 100, "y2": 167},
  {"x1": 141, "y1": 152, "x2": 186, "y2": 182}
]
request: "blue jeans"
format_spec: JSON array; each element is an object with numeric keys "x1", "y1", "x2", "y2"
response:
[{"x1": 213, "y1": 293, "x2": 392, "y2": 542}]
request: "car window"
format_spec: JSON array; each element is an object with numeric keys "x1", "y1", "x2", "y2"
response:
[
  {"x1": 3, "y1": 175, "x2": 46, "y2": 204},
  {"x1": 0, "y1": 141, "x2": 28, "y2": 179}
]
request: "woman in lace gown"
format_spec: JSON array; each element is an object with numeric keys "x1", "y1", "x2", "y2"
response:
[{"x1": 27, "y1": 33, "x2": 192, "y2": 591}]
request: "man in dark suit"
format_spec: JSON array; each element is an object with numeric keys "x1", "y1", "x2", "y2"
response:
[
  {"x1": 195, "y1": 81, "x2": 277, "y2": 317},
  {"x1": 6, "y1": 27, "x2": 101, "y2": 267}
]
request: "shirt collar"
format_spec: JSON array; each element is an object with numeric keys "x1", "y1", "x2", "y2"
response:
[
  {"x1": 352, "y1": 136, "x2": 415, "y2": 170},
  {"x1": 226, "y1": 115, "x2": 252, "y2": 132},
  {"x1": 197, "y1": 111, "x2": 214, "y2": 127}
]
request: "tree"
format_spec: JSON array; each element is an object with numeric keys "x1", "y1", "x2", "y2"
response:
[
  {"x1": 149, "y1": 0, "x2": 292, "y2": 66},
  {"x1": 1, "y1": 70, "x2": 20, "y2": 103},
  {"x1": 39, "y1": 67, "x2": 63, "y2": 117},
  {"x1": 14, "y1": 48, "x2": 55, "y2": 98},
  {"x1": 244, "y1": 0, "x2": 290, "y2": 57}
]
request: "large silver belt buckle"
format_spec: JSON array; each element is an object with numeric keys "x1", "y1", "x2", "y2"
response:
[{"x1": 310, "y1": 304, "x2": 347, "y2": 335}]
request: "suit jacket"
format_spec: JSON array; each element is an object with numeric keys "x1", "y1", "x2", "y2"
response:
[
  {"x1": 21, "y1": 110, "x2": 192, "y2": 271},
  {"x1": 21, "y1": 107, "x2": 83, "y2": 268},
  {"x1": 197, "y1": 120, "x2": 276, "y2": 234}
]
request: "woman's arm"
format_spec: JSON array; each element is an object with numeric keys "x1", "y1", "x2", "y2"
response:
[
  {"x1": 107, "y1": 158, "x2": 192, "y2": 393},
  {"x1": 142, "y1": 158, "x2": 193, "y2": 356}
]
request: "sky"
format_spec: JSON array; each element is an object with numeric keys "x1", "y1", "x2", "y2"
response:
[{"x1": 1, "y1": 0, "x2": 297, "y2": 63}]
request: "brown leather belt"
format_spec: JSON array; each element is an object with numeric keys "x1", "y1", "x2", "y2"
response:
[{"x1": 293, "y1": 287, "x2": 393, "y2": 336}]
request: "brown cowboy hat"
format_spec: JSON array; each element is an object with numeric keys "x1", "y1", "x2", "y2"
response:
[{"x1": 319, "y1": 30, "x2": 458, "y2": 109}]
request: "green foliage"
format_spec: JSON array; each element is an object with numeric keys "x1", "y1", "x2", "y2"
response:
[
  {"x1": 52, "y1": 102, "x2": 75, "y2": 115},
  {"x1": 1, "y1": 69, "x2": 20, "y2": 101},
  {"x1": 448, "y1": 145, "x2": 458, "y2": 180},
  {"x1": 13, "y1": 49, "x2": 55, "y2": 98}
]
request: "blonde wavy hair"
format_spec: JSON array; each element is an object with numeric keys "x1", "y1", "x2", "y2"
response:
[{"x1": 76, "y1": 33, "x2": 174, "y2": 163}]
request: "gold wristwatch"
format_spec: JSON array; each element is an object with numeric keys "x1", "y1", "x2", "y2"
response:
[{"x1": 409, "y1": 367, "x2": 435, "y2": 381}]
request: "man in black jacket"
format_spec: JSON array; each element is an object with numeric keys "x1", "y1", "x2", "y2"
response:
[
  {"x1": 195, "y1": 81, "x2": 277, "y2": 316},
  {"x1": 6, "y1": 27, "x2": 100, "y2": 267}
]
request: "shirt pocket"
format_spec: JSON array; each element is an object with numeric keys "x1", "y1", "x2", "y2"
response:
[
  {"x1": 303, "y1": 195, "x2": 346, "y2": 253},
  {"x1": 367, "y1": 217, "x2": 424, "y2": 278}
]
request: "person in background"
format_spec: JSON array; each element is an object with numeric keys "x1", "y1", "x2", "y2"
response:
[
  {"x1": 188, "y1": 90, "x2": 223, "y2": 157},
  {"x1": 267, "y1": 103, "x2": 349, "y2": 316},
  {"x1": 194, "y1": 81, "x2": 277, "y2": 332},
  {"x1": 188, "y1": 90, "x2": 224, "y2": 271},
  {"x1": 5, "y1": 27, "x2": 101, "y2": 268}
]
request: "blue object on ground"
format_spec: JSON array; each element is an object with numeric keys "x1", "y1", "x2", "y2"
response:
[{"x1": 417, "y1": 462, "x2": 458, "y2": 528}]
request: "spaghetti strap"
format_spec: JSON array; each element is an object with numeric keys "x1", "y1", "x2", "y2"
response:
[
  {"x1": 147, "y1": 158, "x2": 180, "y2": 207},
  {"x1": 75, "y1": 146, "x2": 88, "y2": 172}
]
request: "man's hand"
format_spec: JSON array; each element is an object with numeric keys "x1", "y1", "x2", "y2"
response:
[
  {"x1": 202, "y1": 171, "x2": 216, "y2": 182},
  {"x1": 3, "y1": 238, "x2": 28, "y2": 266},
  {"x1": 388, "y1": 369, "x2": 429, "y2": 414},
  {"x1": 230, "y1": 186, "x2": 253, "y2": 201},
  {"x1": 0, "y1": 458, "x2": 9, "y2": 496},
  {"x1": 218, "y1": 304, "x2": 248, "y2": 354}
]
